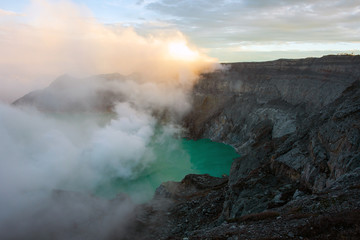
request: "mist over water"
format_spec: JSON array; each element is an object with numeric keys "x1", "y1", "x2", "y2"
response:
[
  {"x1": 95, "y1": 137, "x2": 239, "y2": 202},
  {"x1": 0, "y1": 77, "x2": 237, "y2": 238},
  {"x1": 0, "y1": 0, "x2": 227, "y2": 238}
]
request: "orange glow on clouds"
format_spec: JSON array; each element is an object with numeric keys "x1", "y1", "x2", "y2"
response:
[
  {"x1": 0, "y1": 0, "x2": 220, "y2": 102},
  {"x1": 168, "y1": 41, "x2": 200, "y2": 61}
]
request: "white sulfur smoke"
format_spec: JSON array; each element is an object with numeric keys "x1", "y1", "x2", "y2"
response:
[
  {"x1": 0, "y1": 0, "x2": 221, "y2": 238},
  {"x1": 0, "y1": 97, "x2": 175, "y2": 239},
  {"x1": 85, "y1": 103, "x2": 157, "y2": 181}
]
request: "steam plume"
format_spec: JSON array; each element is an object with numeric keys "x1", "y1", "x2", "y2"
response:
[{"x1": 0, "y1": 0, "x2": 221, "y2": 238}]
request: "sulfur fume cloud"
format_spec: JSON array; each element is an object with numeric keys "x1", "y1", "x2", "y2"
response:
[{"x1": 0, "y1": 0, "x2": 222, "y2": 239}]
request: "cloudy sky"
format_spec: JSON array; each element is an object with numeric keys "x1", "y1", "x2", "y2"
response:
[{"x1": 1, "y1": 0, "x2": 359, "y2": 62}]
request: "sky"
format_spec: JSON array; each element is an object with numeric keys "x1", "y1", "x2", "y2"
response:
[{"x1": 0, "y1": 0, "x2": 359, "y2": 62}]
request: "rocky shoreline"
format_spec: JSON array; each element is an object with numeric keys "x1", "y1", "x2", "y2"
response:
[{"x1": 124, "y1": 55, "x2": 360, "y2": 239}]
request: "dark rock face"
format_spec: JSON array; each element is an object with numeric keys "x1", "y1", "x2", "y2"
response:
[
  {"x1": 184, "y1": 55, "x2": 360, "y2": 193},
  {"x1": 127, "y1": 55, "x2": 360, "y2": 239},
  {"x1": 185, "y1": 55, "x2": 360, "y2": 150}
]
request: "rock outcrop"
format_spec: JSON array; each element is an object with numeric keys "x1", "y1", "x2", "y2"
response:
[
  {"x1": 184, "y1": 55, "x2": 360, "y2": 192},
  {"x1": 126, "y1": 55, "x2": 360, "y2": 239}
]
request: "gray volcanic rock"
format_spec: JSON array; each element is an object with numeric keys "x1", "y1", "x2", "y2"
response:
[
  {"x1": 185, "y1": 55, "x2": 360, "y2": 148},
  {"x1": 184, "y1": 55, "x2": 360, "y2": 191},
  {"x1": 127, "y1": 55, "x2": 360, "y2": 239}
]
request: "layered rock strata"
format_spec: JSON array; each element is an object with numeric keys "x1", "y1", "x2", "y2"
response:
[{"x1": 127, "y1": 55, "x2": 360, "y2": 239}]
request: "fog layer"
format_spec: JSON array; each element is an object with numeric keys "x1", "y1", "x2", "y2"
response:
[{"x1": 0, "y1": 0, "x2": 221, "y2": 239}]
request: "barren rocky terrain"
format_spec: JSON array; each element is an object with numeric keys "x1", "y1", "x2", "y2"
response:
[{"x1": 124, "y1": 55, "x2": 360, "y2": 239}]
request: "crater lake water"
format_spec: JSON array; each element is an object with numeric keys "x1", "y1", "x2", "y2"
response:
[
  {"x1": 95, "y1": 137, "x2": 240, "y2": 202},
  {"x1": 44, "y1": 113, "x2": 239, "y2": 203}
]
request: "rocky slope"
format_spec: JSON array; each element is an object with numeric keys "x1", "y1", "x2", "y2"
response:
[
  {"x1": 184, "y1": 54, "x2": 360, "y2": 193},
  {"x1": 125, "y1": 55, "x2": 360, "y2": 239}
]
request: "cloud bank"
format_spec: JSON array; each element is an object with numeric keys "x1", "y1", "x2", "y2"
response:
[
  {"x1": 147, "y1": 0, "x2": 360, "y2": 44},
  {"x1": 145, "y1": 0, "x2": 360, "y2": 61}
]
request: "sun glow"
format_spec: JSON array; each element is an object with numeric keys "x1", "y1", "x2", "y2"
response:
[{"x1": 168, "y1": 42, "x2": 200, "y2": 61}]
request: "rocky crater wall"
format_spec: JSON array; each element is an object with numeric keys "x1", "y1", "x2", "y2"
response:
[
  {"x1": 93, "y1": 55, "x2": 360, "y2": 239},
  {"x1": 128, "y1": 54, "x2": 360, "y2": 239},
  {"x1": 182, "y1": 55, "x2": 360, "y2": 217}
]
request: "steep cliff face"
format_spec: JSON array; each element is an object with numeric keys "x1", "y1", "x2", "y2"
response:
[
  {"x1": 185, "y1": 55, "x2": 360, "y2": 148},
  {"x1": 184, "y1": 55, "x2": 360, "y2": 191},
  {"x1": 128, "y1": 55, "x2": 360, "y2": 239}
]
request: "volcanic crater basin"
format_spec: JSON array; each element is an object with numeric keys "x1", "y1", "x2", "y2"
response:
[
  {"x1": 95, "y1": 137, "x2": 240, "y2": 202},
  {"x1": 4, "y1": 55, "x2": 360, "y2": 240},
  {"x1": 123, "y1": 55, "x2": 360, "y2": 240}
]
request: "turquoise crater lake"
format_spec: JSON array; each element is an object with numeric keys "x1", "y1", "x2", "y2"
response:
[{"x1": 95, "y1": 138, "x2": 240, "y2": 202}]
